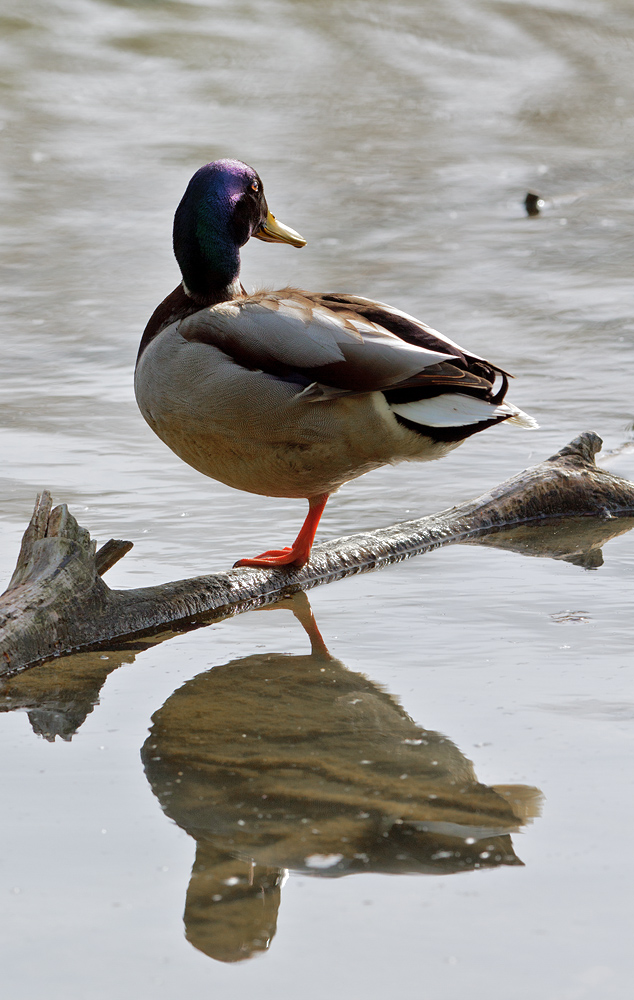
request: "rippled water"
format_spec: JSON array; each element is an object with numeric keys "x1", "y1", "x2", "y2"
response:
[{"x1": 2, "y1": 1, "x2": 634, "y2": 997}]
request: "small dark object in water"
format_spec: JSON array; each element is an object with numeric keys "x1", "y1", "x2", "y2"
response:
[{"x1": 525, "y1": 191, "x2": 543, "y2": 217}]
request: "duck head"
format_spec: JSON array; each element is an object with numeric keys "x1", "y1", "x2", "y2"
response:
[{"x1": 173, "y1": 158, "x2": 306, "y2": 304}]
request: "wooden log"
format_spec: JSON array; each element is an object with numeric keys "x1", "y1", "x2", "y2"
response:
[{"x1": 2, "y1": 431, "x2": 634, "y2": 675}]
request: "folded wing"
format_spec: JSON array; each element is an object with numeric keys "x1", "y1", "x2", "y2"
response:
[{"x1": 178, "y1": 287, "x2": 536, "y2": 432}]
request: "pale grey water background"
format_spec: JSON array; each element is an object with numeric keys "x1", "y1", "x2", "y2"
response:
[{"x1": 1, "y1": 0, "x2": 634, "y2": 996}]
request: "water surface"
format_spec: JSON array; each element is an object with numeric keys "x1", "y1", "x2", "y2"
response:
[{"x1": 1, "y1": 1, "x2": 634, "y2": 997}]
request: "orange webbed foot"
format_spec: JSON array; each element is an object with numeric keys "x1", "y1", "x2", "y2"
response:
[
  {"x1": 232, "y1": 494, "x2": 330, "y2": 571},
  {"x1": 233, "y1": 547, "x2": 307, "y2": 569}
]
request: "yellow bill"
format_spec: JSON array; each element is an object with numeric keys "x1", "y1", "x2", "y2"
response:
[{"x1": 255, "y1": 210, "x2": 306, "y2": 247}]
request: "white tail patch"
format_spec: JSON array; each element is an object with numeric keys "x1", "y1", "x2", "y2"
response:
[
  {"x1": 390, "y1": 393, "x2": 538, "y2": 429},
  {"x1": 501, "y1": 404, "x2": 539, "y2": 429}
]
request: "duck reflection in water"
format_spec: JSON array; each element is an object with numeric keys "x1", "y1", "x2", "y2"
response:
[{"x1": 141, "y1": 594, "x2": 541, "y2": 964}]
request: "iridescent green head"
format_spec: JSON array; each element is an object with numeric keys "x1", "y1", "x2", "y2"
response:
[{"x1": 173, "y1": 159, "x2": 305, "y2": 303}]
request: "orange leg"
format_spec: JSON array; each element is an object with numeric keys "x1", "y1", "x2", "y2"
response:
[{"x1": 233, "y1": 494, "x2": 329, "y2": 569}]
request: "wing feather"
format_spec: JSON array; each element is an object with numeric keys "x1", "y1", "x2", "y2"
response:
[{"x1": 178, "y1": 289, "x2": 458, "y2": 392}]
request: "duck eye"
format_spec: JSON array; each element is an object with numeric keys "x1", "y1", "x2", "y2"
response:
[{"x1": 250, "y1": 180, "x2": 259, "y2": 193}]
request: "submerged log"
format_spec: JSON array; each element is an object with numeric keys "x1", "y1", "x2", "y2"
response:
[{"x1": 2, "y1": 431, "x2": 634, "y2": 675}]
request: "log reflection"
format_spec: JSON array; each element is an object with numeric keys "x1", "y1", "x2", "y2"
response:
[
  {"x1": 0, "y1": 646, "x2": 137, "y2": 740},
  {"x1": 142, "y1": 595, "x2": 541, "y2": 964},
  {"x1": 462, "y1": 513, "x2": 634, "y2": 570}
]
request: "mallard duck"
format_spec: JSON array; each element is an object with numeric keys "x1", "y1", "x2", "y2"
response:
[{"x1": 135, "y1": 159, "x2": 537, "y2": 568}]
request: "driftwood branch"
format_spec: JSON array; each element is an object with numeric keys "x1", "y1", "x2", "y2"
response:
[{"x1": 2, "y1": 431, "x2": 634, "y2": 675}]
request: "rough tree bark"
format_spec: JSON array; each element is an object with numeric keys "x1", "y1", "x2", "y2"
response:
[{"x1": 2, "y1": 431, "x2": 634, "y2": 675}]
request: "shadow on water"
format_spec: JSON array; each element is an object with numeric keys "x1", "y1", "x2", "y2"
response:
[
  {"x1": 141, "y1": 593, "x2": 541, "y2": 964},
  {"x1": 2, "y1": 514, "x2": 633, "y2": 961}
]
